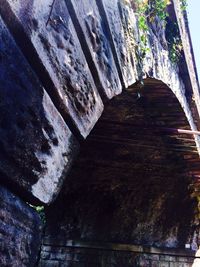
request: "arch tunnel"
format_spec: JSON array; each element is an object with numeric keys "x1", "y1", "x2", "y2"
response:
[
  {"x1": 43, "y1": 78, "x2": 200, "y2": 260},
  {"x1": 0, "y1": 0, "x2": 200, "y2": 265}
]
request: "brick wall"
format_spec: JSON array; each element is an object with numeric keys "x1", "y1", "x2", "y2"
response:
[{"x1": 39, "y1": 240, "x2": 195, "y2": 267}]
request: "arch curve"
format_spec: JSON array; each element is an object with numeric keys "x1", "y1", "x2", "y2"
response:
[{"x1": 45, "y1": 77, "x2": 200, "y2": 250}]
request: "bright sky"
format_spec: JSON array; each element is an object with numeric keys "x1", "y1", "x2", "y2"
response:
[{"x1": 187, "y1": 0, "x2": 200, "y2": 80}]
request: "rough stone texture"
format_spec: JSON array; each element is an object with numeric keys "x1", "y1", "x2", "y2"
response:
[
  {"x1": 0, "y1": 0, "x2": 200, "y2": 266},
  {"x1": 66, "y1": 0, "x2": 122, "y2": 99},
  {"x1": 0, "y1": 0, "x2": 104, "y2": 138},
  {"x1": 99, "y1": 0, "x2": 137, "y2": 87},
  {"x1": 0, "y1": 186, "x2": 42, "y2": 267},
  {"x1": 149, "y1": 39, "x2": 200, "y2": 153},
  {"x1": 116, "y1": 0, "x2": 200, "y2": 151},
  {"x1": 0, "y1": 15, "x2": 79, "y2": 204},
  {"x1": 45, "y1": 80, "x2": 200, "y2": 249},
  {"x1": 103, "y1": 0, "x2": 200, "y2": 153},
  {"x1": 38, "y1": 240, "x2": 195, "y2": 267},
  {"x1": 114, "y1": 1, "x2": 200, "y2": 156},
  {"x1": 117, "y1": 0, "x2": 140, "y2": 78},
  {"x1": 117, "y1": 1, "x2": 186, "y2": 97},
  {"x1": 173, "y1": 0, "x2": 200, "y2": 118}
]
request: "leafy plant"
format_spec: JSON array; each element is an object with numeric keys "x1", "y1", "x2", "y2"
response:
[
  {"x1": 149, "y1": 0, "x2": 169, "y2": 21},
  {"x1": 180, "y1": 0, "x2": 188, "y2": 11},
  {"x1": 30, "y1": 205, "x2": 46, "y2": 224},
  {"x1": 136, "y1": 0, "x2": 170, "y2": 63},
  {"x1": 135, "y1": 0, "x2": 185, "y2": 65},
  {"x1": 165, "y1": 19, "x2": 183, "y2": 63}
]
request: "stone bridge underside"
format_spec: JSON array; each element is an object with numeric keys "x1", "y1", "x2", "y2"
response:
[
  {"x1": 46, "y1": 79, "x2": 200, "y2": 244},
  {"x1": 0, "y1": 0, "x2": 200, "y2": 266}
]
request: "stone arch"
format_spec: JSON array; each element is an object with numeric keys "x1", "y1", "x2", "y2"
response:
[
  {"x1": 0, "y1": 0, "x2": 200, "y2": 265},
  {"x1": 43, "y1": 77, "x2": 200, "y2": 253}
]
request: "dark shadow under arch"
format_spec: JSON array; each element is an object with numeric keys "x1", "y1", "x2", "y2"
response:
[{"x1": 45, "y1": 78, "x2": 200, "y2": 249}]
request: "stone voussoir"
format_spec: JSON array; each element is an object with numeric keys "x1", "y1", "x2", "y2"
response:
[
  {"x1": 0, "y1": 0, "x2": 104, "y2": 138},
  {"x1": 0, "y1": 15, "x2": 79, "y2": 204},
  {"x1": 100, "y1": 0, "x2": 137, "y2": 87},
  {"x1": 66, "y1": 0, "x2": 122, "y2": 99}
]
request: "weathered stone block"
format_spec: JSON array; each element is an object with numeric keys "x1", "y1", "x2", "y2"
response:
[
  {"x1": 117, "y1": 0, "x2": 140, "y2": 77},
  {"x1": 0, "y1": 15, "x2": 79, "y2": 204},
  {"x1": 40, "y1": 251, "x2": 50, "y2": 260},
  {"x1": 66, "y1": 0, "x2": 122, "y2": 99},
  {"x1": 39, "y1": 260, "x2": 60, "y2": 267},
  {"x1": 159, "y1": 261, "x2": 170, "y2": 267},
  {"x1": 173, "y1": 0, "x2": 200, "y2": 118},
  {"x1": 100, "y1": 0, "x2": 137, "y2": 87},
  {"x1": 151, "y1": 261, "x2": 159, "y2": 267},
  {"x1": 0, "y1": 0, "x2": 104, "y2": 138},
  {"x1": 160, "y1": 255, "x2": 175, "y2": 262},
  {"x1": 0, "y1": 186, "x2": 42, "y2": 267}
]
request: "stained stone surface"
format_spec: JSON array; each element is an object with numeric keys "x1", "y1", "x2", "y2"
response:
[
  {"x1": 0, "y1": 0, "x2": 103, "y2": 138},
  {"x1": 45, "y1": 82, "x2": 199, "y2": 249},
  {"x1": 173, "y1": 0, "x2": 200, "y2": 118},
  {"x1": 0, "y1": 15, "x2": 79, "y2": 204},
  {"x1": 0, "y1": 186, "x2": 42, "y2": 267},
  {"x1": 117, "y1": 1, "x2": 140, "y2": 77},
  {"x1": 0, "y1": 0, "x2": 199, "y2": 266},
  {"x1": 100, "y1": 0, "x2": 137, "y2": 87},
  {"x1": 66, "y1": 0, "x2": 122, "y2": 99}
]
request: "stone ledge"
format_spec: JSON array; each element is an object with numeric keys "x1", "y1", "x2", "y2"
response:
[{"x1": 42, "y1": 239, "x2": 196, "y2": 258}]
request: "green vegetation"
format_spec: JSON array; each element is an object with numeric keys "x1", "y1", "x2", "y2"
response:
[
  {"x1": 165, "y1": 19, "x2": 183, "y2": 63},
  {"x1": 136, "y1": 0, "x2": 169, "y2": 59},
  {"x1": 180, "y1": 0, "x2": 188, "y2": 11},
  {"x1": 30, "y1": 205, "x2": 46, "y2": 224},
  {"x1": 135, "y1": 0, "x2": 187, "y2": 64}
]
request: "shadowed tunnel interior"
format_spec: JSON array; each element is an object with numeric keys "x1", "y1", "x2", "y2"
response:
[{"x1": 45, "y1": 78, "x2": 200, "y2": 248}]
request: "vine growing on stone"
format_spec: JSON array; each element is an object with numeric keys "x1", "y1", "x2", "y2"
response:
[
  {"x1": 136, "y1": 0, "x2": 169, "y2": 58},
  {"x1": 165, "y1": 19, "x2": 183, "y2": 63},
  {"x1": 135, "y1": 0, "x2": 187, "y2": 65}
]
